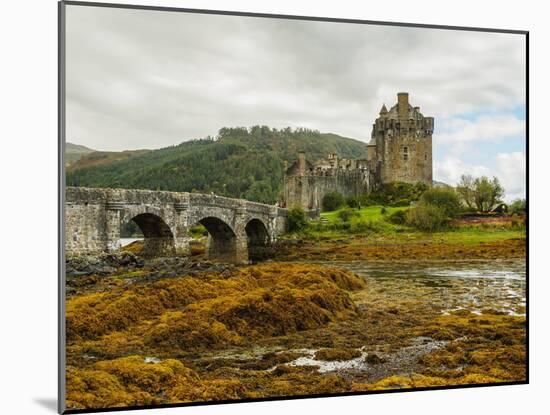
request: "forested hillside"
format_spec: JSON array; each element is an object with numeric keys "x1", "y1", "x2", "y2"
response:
[{"x1": 66, "y1": 126, "x2": 369, "y2": 204}]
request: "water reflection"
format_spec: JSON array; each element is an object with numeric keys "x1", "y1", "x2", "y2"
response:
[{"x1": 317, "y1": 260, "x2": 526, "y2": 317}]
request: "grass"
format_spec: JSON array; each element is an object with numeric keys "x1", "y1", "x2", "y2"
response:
[
  {"x1": 274, "y1": 205, "x2": 526, "y2": 262},
  {"x1": 427, "y1": 228, "x2": 524, "y2": 244},
  {"x1": 321, "y1": 205, "x2": 407, "y2": 223},
  {"x1": 301, "y1": 205, "x2": 526, "y2": 244}
]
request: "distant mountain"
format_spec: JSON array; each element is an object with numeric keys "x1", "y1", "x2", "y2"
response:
[
  {"x1": 66, "y1": 126, "x2": 369, "y2": 204},
  {"x1": 65, "y1": 142, "x2": 95, "y2": 165},
  {"x1": 67, "y1": 149, "x2": 151, "y2": 173}
]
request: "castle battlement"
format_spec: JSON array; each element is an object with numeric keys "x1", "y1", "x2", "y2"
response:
[
  {"x1": 368, "y1": 92, "x2": 433, "y2": 184},
  {"x1": 282, "y1": 92, "x2": 433, "y2": 210}
]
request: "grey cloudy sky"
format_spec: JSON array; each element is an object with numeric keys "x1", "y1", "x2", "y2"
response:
[{"x1": 65, "y1": 4, "x2": 526, "y2": 200}]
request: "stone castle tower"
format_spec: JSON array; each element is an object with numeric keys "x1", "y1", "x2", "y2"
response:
[
  {"x1": 367, "y1": 92, "x2": 433, "y2": 184},
  {"x1": 282, "y1": 92, "x2": 433, "y2": 211}
]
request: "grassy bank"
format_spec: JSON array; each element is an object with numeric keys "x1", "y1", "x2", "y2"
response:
[{"x1": 274, "y1": 206, "x2": 526, "y2": 262}]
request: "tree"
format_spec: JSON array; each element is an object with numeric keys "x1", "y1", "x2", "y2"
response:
[
  {"x1": 322, "y1": 191, "x2": 345, "y2": 212},
  {"x1": 509, "y1": 199, "x2": 527, "y2": 215},
  {"x1": 473, "y1": 176, "x2": 505, "y2": 212},
  {"x1": 420, "y1": 187, "x2": 461, "y2": 218},
  {"x1": 243, "y1": 180, "x2": 275, "y2": 205},
  {"x1": 456, "y1": 174, "x2": 476, "y2": 209},
  {"x1": 456, "y1": 175, "x2": 505, "y2": 213}
]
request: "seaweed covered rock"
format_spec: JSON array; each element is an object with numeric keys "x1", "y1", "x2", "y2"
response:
[
  {"x1": 66, "y1": 356, "x2": 199, "y2": 409},
  {"x1": 66, "y1": 355, "x2": 253, "y2": 409},
  {"x1": 67, "y1": 263, "x2": 366, "y2": 353},
  {"x1": 314, "y1": 348, "x2": 362, "y2": 361}
]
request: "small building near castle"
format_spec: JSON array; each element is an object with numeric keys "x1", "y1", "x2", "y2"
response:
[{"x1": 282, "y1": 92, "x2": 434, "y2": 211}]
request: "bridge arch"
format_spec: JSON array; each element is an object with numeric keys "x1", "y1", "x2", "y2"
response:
[
  {"x1": 65, "y1": 187, "x2": 287, "y2": 261},
  {"x1": 245, "y1": 218, "x2": 270, "y2": 262},
  {"x1": 193, "y1": 216, "x2": 240, "y2": 262},
  {"x1": 121, "y1": 212, "x2": 175, "y2": 257}
]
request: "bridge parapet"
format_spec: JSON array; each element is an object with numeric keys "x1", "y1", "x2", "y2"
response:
[{"x1": 65, "y1": 187, "x2": 288, "y2": 262}]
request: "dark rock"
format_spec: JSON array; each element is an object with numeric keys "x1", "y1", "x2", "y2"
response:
[{"x1": 365, "y1": 353, "x2": 386, "y2": 365}]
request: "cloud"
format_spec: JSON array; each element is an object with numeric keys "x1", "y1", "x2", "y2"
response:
[
  {"x1": 434, "y1": 152, "x2": 525, "y2": 202},
  {"x1": 65, "y1": 5, "x2": 526, "y2": 151},
  {"x1": 495, "y1": 152, "x2": 526, "y2": 201},
  {"x1": 434, "y1": 157, "x2": 491, "y2": 186},
  {"x1": 64, "y1": 4, "x2": 526, "y2": 203},
  {"x1": 438, "y1": 114, "x2": 525, "y2": 145}
]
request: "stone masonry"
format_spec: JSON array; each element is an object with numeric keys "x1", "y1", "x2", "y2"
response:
[
  {"x1": 283, "y1": 92, "x2": 433, "y2": 211},
  {"x1": 65, "y1": 187, "x2": 288, "y2": 263}
]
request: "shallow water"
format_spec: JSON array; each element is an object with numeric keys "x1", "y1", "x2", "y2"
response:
[
  {"x1": 119, "y1": 237, "x2": 143, "y2": 247},
  {"x1": 265, "y1": 259, "x2": 527, "y2": 378},
  {"x1": 285, "y1": 337, "x2": 448, "y2": 376},
  {"x1": 320, "y1": 259, "x2": 526, "y2": 317}
]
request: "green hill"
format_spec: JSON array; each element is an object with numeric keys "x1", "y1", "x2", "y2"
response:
[
  {"x1": 67, "y1": 149, "x2": 151, "y2": 173},
  {"x1": 66, "y1": 126, "x2": 369, "y2": 204},
  {"x1": 65, "y1": 142, "x2": 95, "y2": 165}
]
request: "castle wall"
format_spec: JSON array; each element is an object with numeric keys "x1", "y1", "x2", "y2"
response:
[
  {"x1": 284, "y1": 170, "x2": 370, "y2": 211},
  {"x1": 380, "y1": 133, "x2": 432, "y2": 184},
  {"x1": 282, "y1": 93, "x2": 433, "y2": 211}
]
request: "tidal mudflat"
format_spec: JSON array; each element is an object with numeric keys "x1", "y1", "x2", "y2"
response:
[{"x1": 65, "y1": 245, "x2": 526, "y2": 410}]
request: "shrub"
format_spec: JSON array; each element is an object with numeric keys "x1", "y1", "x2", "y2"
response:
[
  {"x1": 420, "y1": 188, "x2": 461, "y2": 218},
  {"x1": 350, "y1": 218, "x2": 389, "y2": 234},
  {"x1": 510, "y1": 216, "x2": 527, "y2": 230},
  {"x1": 337, "y1": 207, "x2": 360, "y2": 222},
  {"x1": 406, "y1": 204, "x2": 447, "y2": 232},
  {"x1": 386, "y1": 209, "x2": 407, "y2": 225},
  {"x1": 364, "y1": 181, "x2": 428, "y2": 206},
  {"x1": 509, "y1": 199, "x2": 526, "y2": 215},
  {"x1": 322, "y1": 191, "x2": 345, "y2": 212},
  {"x1": 380, "y1": 206, "x2": 387, "y2": 215},
  {"x1": 346, "y1": 196, "x2": 361, "y2": 209},
  {"x1": 288, "y1": 207, "x2": 308, "y2": 232}
]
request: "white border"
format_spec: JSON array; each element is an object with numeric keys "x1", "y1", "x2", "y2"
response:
[{"x1": 1, "y1": 1, "x2": 545, "y2": 415}]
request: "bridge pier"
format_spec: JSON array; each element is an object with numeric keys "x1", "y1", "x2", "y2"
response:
[
  {"x1": 65, "y1": 187, "x2": 287, "y2": 263},
  {"x1": 105, "y1": 200, "x2": 123, "y2": 252},
  {"x1": 234, "y1": 202, "x2": 249, "y2": 264},
  {"x1": 173, "y1": 200, "x2": 191, "y2": 256},
  {"x1": 235, "y1": 234, "x2": 249, "y2": 264},
  {"x1": 205, "y1": 234, "x2": 247, "y2": 264}
]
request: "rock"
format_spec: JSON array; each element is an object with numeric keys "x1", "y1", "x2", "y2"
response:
[
  {"x1": 66, "y1": 252, "x2": 142, "y2": 277},
  {"x1": 365, "y1": 353, "x2": 386, "y2": 365}
]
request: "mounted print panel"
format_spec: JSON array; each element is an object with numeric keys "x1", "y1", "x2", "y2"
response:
[{"x1": 59, "y1": 1, "x2": 528, "y2": 413}]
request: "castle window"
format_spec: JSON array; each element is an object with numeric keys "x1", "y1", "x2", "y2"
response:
[{"x1": 403, "y1": 146, "x2": 408, "y2": 161}]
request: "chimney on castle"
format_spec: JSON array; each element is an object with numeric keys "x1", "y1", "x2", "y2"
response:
[
  {"x1": 397, "y1": 92, "x2": 409, "y2": 120},
  {"x1": 297, "y1": 151, "x2": 306, "y2": 176}
]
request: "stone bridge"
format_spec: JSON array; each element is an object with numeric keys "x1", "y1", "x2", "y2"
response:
[{"x1": 65, "y1": 187, "x2": 288, "y2": 263}]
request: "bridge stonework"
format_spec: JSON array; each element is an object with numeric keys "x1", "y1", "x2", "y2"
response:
[{"x1": 65, "y1": 187, "x2": 288, "y2": 263}]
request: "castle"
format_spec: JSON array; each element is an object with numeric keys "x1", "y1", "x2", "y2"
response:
[{"x1": 282, "y1": 92, "x2": 434, "y2": 211}]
